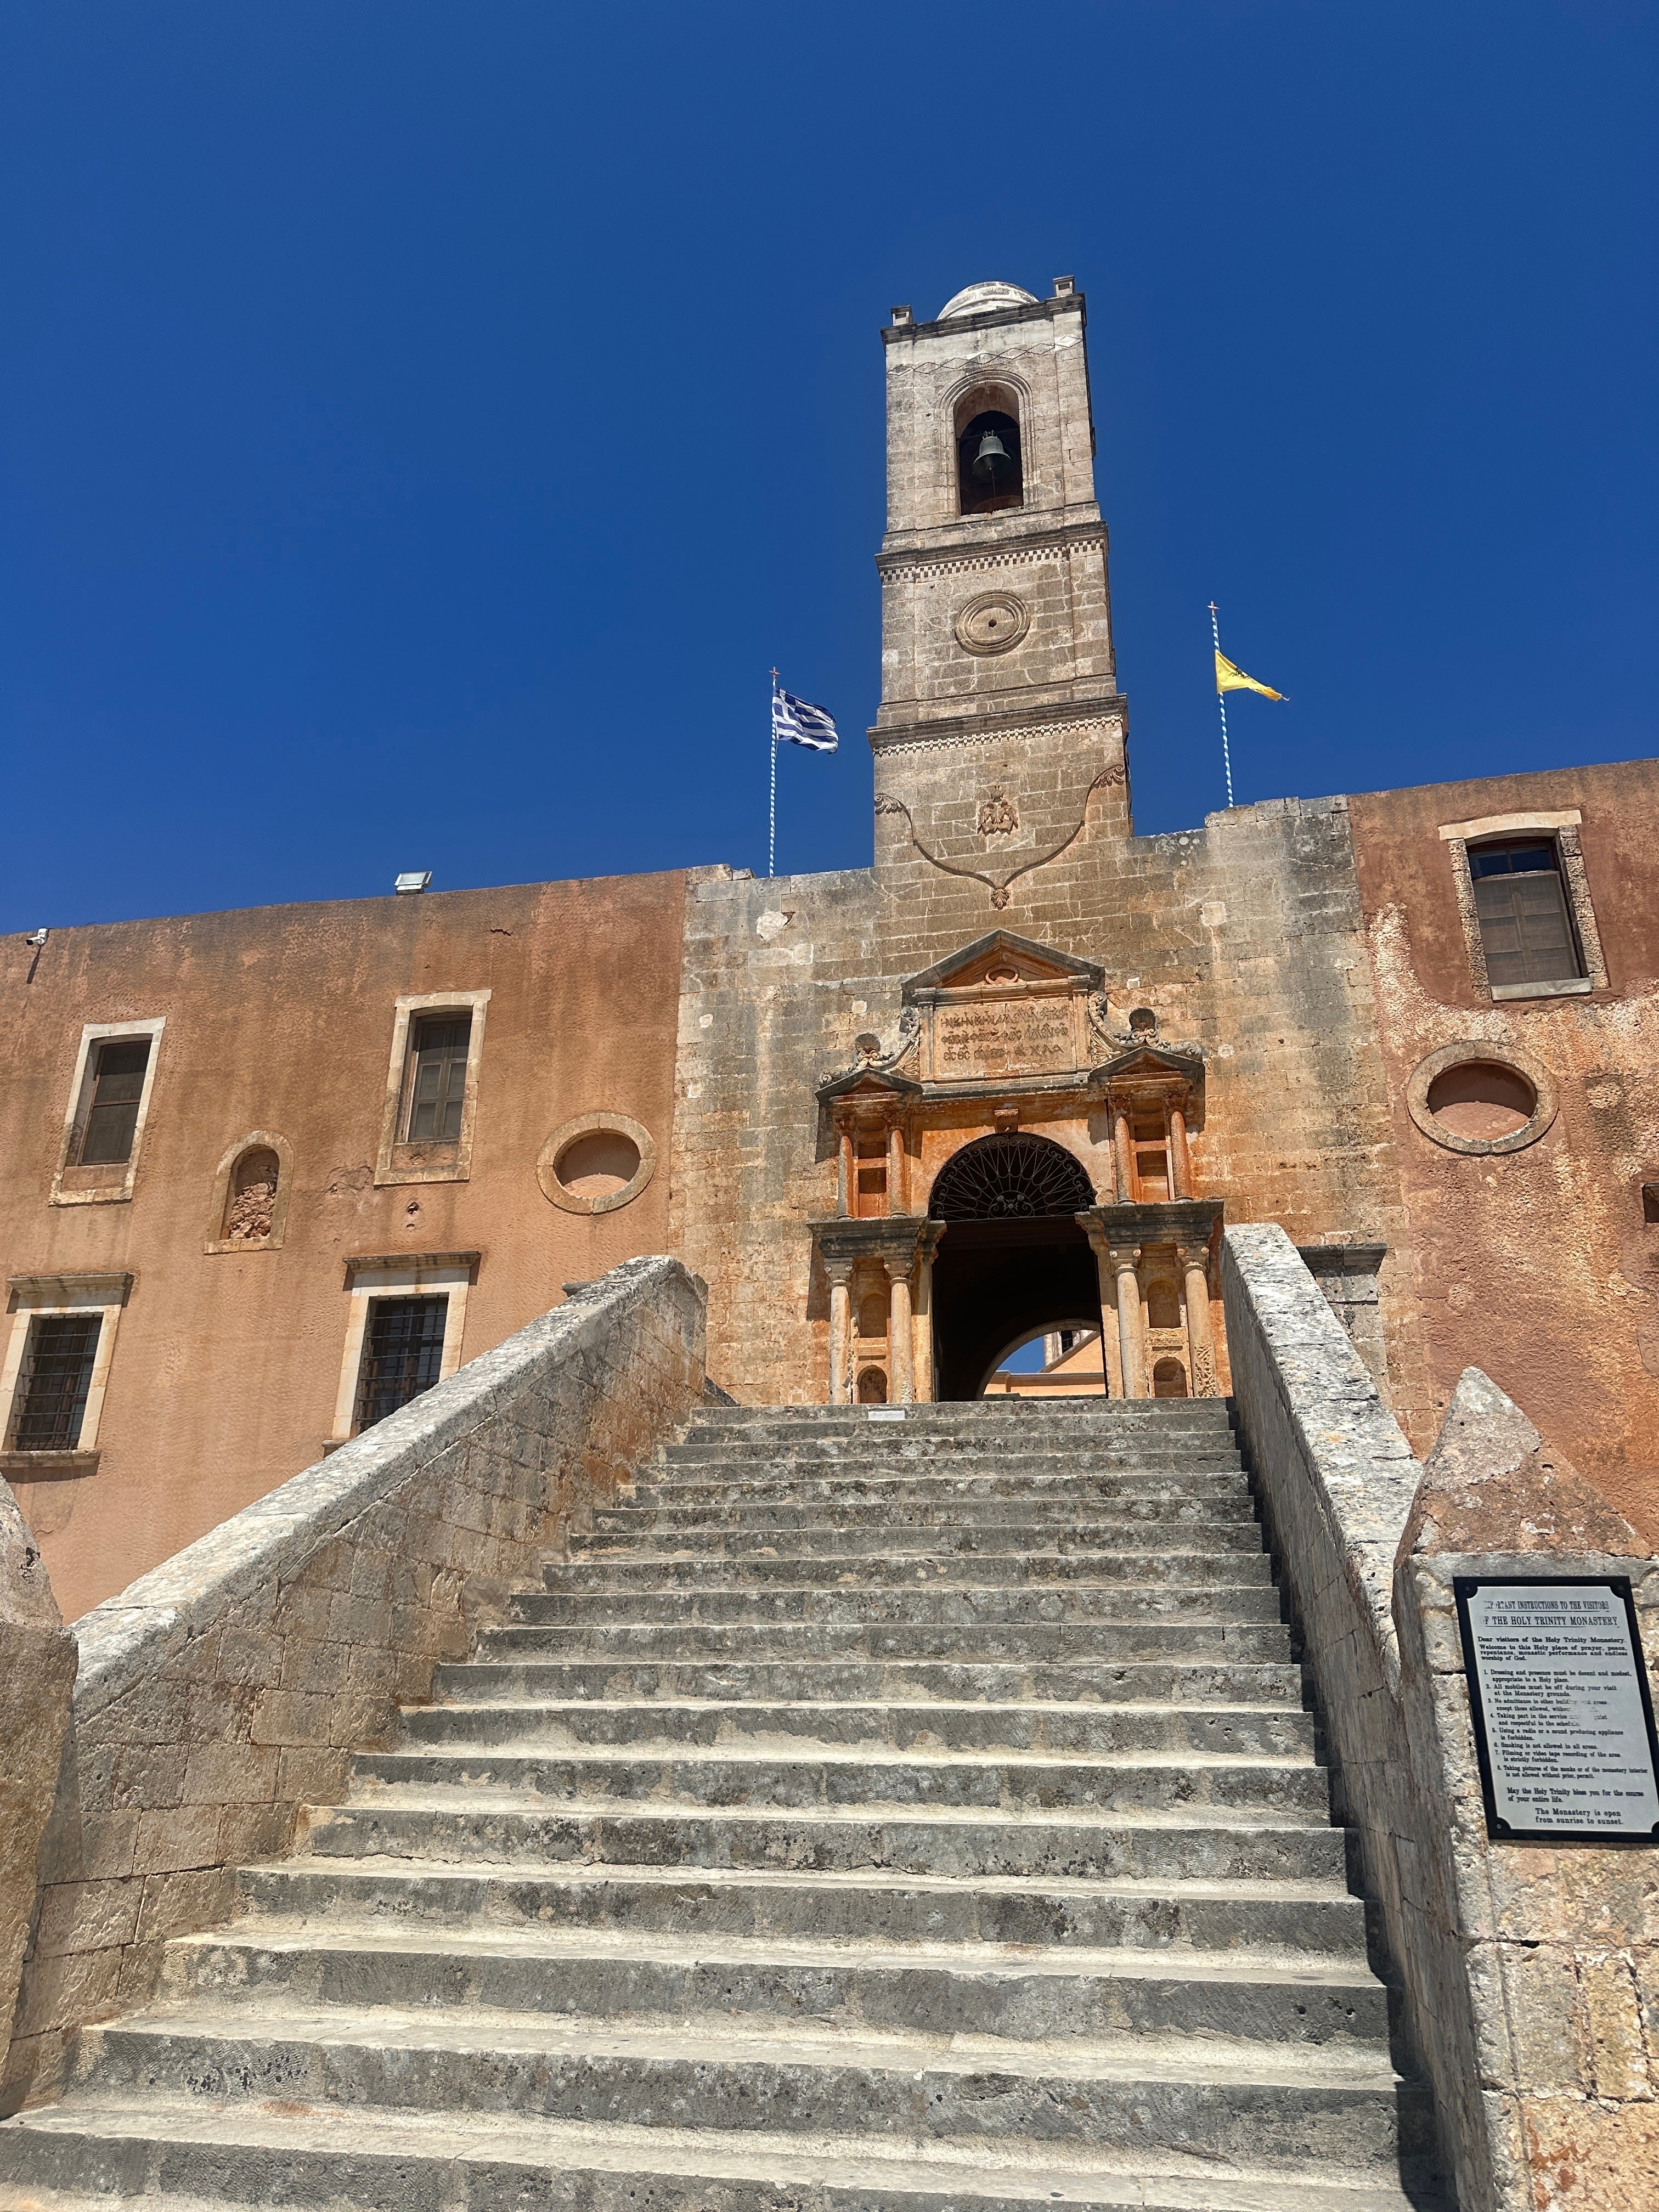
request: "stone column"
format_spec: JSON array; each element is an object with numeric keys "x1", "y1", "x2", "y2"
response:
[
  {"x1": 825, "y1": 1260, "x2": 853, "y2": 1405},
  {"x1": 1085, "y1": 1229, "x2": 1126, "y2": 1398},
  {"x1": 913, "y1": 1248, "x2": 935, "y2": 1402},
  {"x1": 836, "y1": 1131, "x2": 853, "y2": 1217},
  {"x1": 886, "y1": 1258, "x2": 915, "y2": 1406},
  {"x1": 1167, "y1": 1104, "x2": 1193, "y2": 1200},
  {"x1": 887, "y1": 1124, "x2": 906, "y2": 1215},
  {"x1": 1112, "y1": 1106, "x2": 1135, "y2": 1201},
  {"x1": 1113, "y1": 1245, "x2": 1147, "y2": 1398},
  {"x1": 1181, "y1": 1242, "x2": 1218, "y2": 1397}
]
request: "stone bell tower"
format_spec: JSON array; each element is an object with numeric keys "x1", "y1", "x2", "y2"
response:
[{"x1": 871, "y1": 276, "x2": 1130, "y2": 908}]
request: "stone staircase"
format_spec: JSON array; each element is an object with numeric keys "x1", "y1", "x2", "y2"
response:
[{"x1": 0, "y1": 1400, "x2": 1447, "y2": 2210}]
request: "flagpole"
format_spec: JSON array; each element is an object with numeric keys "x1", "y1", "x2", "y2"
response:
[
  {"x1": 768, "y1": 670, "x2": 778, "y2": 878},
  {"x1": 1207, "y1": 602, "x2": 1235, "y2": 809}
]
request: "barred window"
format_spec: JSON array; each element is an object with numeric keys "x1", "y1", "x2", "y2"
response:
[
  {"x1": 355, "y1": 1295, "x2": 448, "y2": 1431},
  {"x1": 78, "y1": 1039, "x2": 151, "y2": 1165},
  {"x1": 1468, "y1": 841, "x2": 1583, "y2": 989},
  {"x1": 405, "y1": 1017, "x2": 471, "y2": 1144},
  {"x1": 9, "y1": 1314, "x2": 101, "y2": 1451}
]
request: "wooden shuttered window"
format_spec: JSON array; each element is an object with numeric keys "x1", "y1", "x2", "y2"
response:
[
  {"x1": 405, "y1": 1015, "x2": 472, "y2": 1144},
  {"x1": 77, "y1": 1039, "x2": 151, "y2": 1165},
  {"x1": 1469, "y1": 841, "x2": 1583, "y2": 989}
]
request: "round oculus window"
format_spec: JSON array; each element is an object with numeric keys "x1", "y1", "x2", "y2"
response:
[
  {"x1": 537, "y1": 1111, "x2": 657, "y2": 1214},
  {"x1": 1424, "y1": 1062, "x2": 1536, "y2": 1143},
  {"x1": 1406, "y1": 1043, "x2": 1557, "y2": 1156}
]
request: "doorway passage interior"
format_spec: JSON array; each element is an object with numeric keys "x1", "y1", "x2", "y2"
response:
[{"x1": 927, "y1": 1132, "x2": 1103, "y2": 1401}]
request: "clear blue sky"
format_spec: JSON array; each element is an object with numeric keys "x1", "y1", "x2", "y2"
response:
[{"x1": 4, "y1": 2, "x2": 1655, "y2": 930}]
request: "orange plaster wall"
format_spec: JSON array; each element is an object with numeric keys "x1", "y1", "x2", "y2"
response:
[
  {"x1": 0, "y1": 872, "x2": 687, "y2": 1618},
  {"x1": 1347, "y1": 762, "x2": 1659, "y2": 1540}
]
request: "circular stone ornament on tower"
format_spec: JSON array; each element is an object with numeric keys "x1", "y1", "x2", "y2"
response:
[
  {"x1": 537, "y1": 1111, "x2": 657, "y2": 1214},
  {"x1": 1406, "y1": 1043, "x2": 1558, "y2": 1156},
  {"x1": 955, "y1": 592, "x2": 1030, "y2": 656}
]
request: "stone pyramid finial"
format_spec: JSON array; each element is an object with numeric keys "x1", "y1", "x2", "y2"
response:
[{"x1": 1403, "y1": 1367, "x2": 1649, "y2": 1560}]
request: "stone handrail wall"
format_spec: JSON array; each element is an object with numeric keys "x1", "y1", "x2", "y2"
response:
[
  {"x1": 1223, "y1": 1224, "x2": 1659, "y2": 2211},
  {"x1": 2, "y1": 1254, "x2": 707, "y2": 2112},
  {"x1": 1220, "y1": 1224, "x2": 1475, "y2": 2186}
]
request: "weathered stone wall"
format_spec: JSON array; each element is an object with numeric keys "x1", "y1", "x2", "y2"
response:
[
  {"x1": 0, "y1": 1489, "x2": 75, "y2": 2118},
  {"x1": 1, "y1": 1255, "x2": 706, "y2": 2112},
  {"x1": 1222, "y1": 1222, "x2": 1659, "y2": 2211},
  {"x1": 1349, "y1": 763, "x2": 1659, "y2": 1533},
  {"x1": 0, "y1": 871, "x2": 688, "y2": 1619},
  {"x1": 673, "y1": 797, "x2": 1424, "y2": 1415}
]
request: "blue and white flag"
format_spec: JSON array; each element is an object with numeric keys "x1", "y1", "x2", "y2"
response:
[{"x1": 771, "y1": 681, "x2": 839, "y2": 753}]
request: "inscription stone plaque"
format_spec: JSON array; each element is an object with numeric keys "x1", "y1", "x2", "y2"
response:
[
  {"x1": 932, "y1": 997, "x2": 1074, "y2": 1080},
  {"x1": 1454, "y1": 1576, "x2": 1659, "y2": 1841}
]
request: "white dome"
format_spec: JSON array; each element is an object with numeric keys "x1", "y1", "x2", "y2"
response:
[{"x1": 937, "y1": 280, "x2": 1039, "y2": 321}]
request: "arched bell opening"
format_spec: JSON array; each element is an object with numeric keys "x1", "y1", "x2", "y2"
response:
[
  {"x1": 956, "y1": 408, "x2": 1023, "y2": 516},
  {"x1": 927, "y1": 1131, "x2": 1103, "y2": 1401}
]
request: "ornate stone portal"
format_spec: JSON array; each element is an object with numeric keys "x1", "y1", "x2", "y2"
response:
[{"x1": 809, "y1": 932, "x2": 1225, "y2": 1403}]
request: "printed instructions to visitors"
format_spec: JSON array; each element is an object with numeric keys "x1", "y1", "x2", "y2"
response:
[{"x1": 1456, "y1": 1578, "x2": 1659, "y2": 1839}]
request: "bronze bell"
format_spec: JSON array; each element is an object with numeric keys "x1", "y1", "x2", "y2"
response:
[{"x1": 971, "y1": 428, "x2": 1009, "y2": 480}]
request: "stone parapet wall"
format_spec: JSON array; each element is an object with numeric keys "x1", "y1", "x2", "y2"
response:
[
  {"x1": 1223, "y1": 1222, "x2": 1658, "y2": 2210},
  {"x1": 1, "y1": 1254, "x2": 707, "y2": 2112}
]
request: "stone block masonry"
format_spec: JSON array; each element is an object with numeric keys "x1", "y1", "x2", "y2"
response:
[
  {"x1": 1222, "y1": 1221, "x2": 1658, "y2": 2211},
  {"x1": 0, "y1": 1255, "x2": 708, "y2": 2111}
]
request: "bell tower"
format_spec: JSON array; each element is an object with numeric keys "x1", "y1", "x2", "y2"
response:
[{"x1": 871, "y1": 277, "x2": 1130, "y2": 906}]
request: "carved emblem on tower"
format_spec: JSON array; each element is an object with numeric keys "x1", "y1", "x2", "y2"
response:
[{"x1": 977, "y1": 789, "x2": 1019, "y2": 838}]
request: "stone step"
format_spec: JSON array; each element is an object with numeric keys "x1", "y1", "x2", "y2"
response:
[
  {"x1": 475, "y1": 1618, "x2": 1293, "y2": 1663},
  {"x1": 398, "y1": 1696, "x2": 1319, "y2": 1759},
  {"x1": 60, "y1": 2008, "x2": 1424, "y2": 2171},
  {"x1": 303, "y1": 1796, "x2": 1347, "y2": 1884},
  {"x1": 542, "y1": 1539, "x2": 1269, "y2": 1593},
  {"x1": 347, "y1": 1744, "x2": 1333, "y2": 1817},
  {"x1": 431, "y1": 1656, "x2": 1308, "y2": 1707},
  {"x1": 637, "y1": 1470, "x2": 1251, "y2": 1505},
  {"x1": 676, "y1": 1407, "x2": 1238, "y2": 1442},
  {"x1": 656, "y1": 1444, "x2": 1244, "y2": 1473},
  {"x1": 241, "y1": 1855, "x2": 1368, "y2": 1955},
  {"x1": 0, "y1": 2096, "x2": 1444, "y2": 2212},
  {"x1": 161, "y1": 1919, "x2": 1391, "y2": 2046},
  {"x1": 591, "y1": 1494, "x2": 1251, "y2": 1533},
  {"x1": 510, "y1": 1577, "x2": 1280, "y2": 1628},
  {"x1": 573, "y1": 1517, "x2": 1260, "y2": 1560}
]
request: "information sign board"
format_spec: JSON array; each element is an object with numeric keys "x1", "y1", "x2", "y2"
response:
[{"x1": 1454, "y1": 1576, "x2": 1659, "y2": 1842}]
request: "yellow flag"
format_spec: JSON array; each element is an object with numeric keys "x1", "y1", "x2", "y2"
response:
[{"x1": 1215, "y1": 650, "x2": 1284, "y2": 701}]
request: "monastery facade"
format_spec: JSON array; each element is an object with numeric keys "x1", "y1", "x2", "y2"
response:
[{"x1": 4, "y1": 275, "x2": 1657, "y2": 1621}]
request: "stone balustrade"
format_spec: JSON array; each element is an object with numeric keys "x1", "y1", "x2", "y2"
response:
[{"x1": 0, "y1": 1254, "x2": 708, "y2": 2112}]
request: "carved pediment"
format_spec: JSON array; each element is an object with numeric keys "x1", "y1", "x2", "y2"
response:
[
  {"x1": 1094, "y1": 1044, "x2": 1205, "y2": 1087},
  {"x1": 902, "y1": 930, "x2": 1103, "y2": 1001},
  {"x1": 895, "y1": 932, "x2": 1102, "y2": 1085}
]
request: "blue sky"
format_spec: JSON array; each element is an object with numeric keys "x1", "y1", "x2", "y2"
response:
[{"x1": 3, "y1": 2, "x2": 1655, "y2": 930}]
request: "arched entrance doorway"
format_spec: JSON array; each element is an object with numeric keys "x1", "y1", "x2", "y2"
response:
[{"x1": 927, "y1": 1132, "x2": 1104, "y2": 1400}]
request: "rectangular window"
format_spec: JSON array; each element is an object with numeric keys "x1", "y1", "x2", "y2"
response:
[
  {"x1": 405, "y1": 1015, "x2": 472, "y2": 1144},
  {"x1": 77, "y1": 1039, "x2": 153, "y2": 1165},
  {"x1": 8, "y1": 1314, "x2": 102, "y2": 1451},
  {"x1": 1468, "y1": 840, "x2": 1584, "y2": 990},
  {"x1": 355, "y1": 1294, "x2": 449, "y2": 1431}
]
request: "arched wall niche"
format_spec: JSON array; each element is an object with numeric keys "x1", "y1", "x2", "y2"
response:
[{"x1": 204, "y1": 1130, "x2": 295, "y2": 1254}]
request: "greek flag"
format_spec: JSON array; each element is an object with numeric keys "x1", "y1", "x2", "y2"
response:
[{"x1": 771, "y1": 681, "x2": 839, "y2": 753}]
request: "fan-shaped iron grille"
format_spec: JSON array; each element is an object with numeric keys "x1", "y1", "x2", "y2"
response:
[{"x1": 928, "y1": 1133, "x2": 1096, "y2": 1222}]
